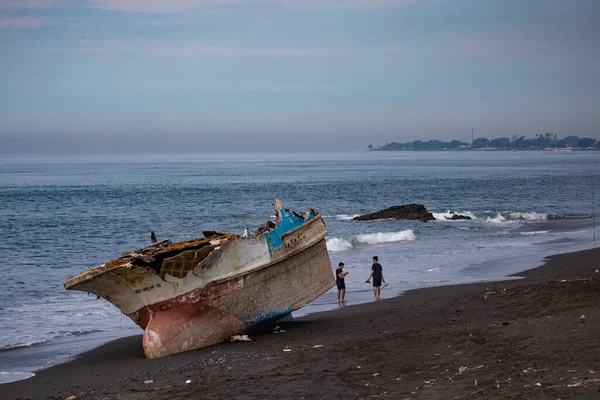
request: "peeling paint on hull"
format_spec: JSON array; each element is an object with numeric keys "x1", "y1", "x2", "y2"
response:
[{"x1": 64, "y1": 200, "x2": 334, "y2": 358}]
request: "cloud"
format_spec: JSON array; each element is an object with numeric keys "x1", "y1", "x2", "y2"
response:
[
  {"x1": 0, "y1": 16, "x2": 43, "y2": 28},
  {"x1": 0, "y1": 0, "x2": 59, "y2": 9},
  {"x1": 17, "y1": 41, "x2": 344, "y2": 57},
  {"x1": 211, "y1": 84, "x2": 339, "y2": 91},
  {"x1": 8, "y1": 41, "x2": 343, "y2": 56},
  {"x1": 89, "y1": 0, "x2": 416, "y2": 13},
  {"x1": 142, "y1": 45, "x2": 342, "y2": 56}
]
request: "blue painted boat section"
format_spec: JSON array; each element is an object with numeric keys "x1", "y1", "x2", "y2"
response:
[
  {"x1": 241, "y1": 306, "x2": 293, "y2": 327},
  {"x1": 265, "y1": 207, "x2": 315, "y2": 257}
]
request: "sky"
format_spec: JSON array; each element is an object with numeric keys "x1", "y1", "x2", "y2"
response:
[{"x1": 1, "y1": 0, "x2": 599, "y2": 153}]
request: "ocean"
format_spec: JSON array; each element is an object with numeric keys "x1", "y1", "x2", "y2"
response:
[{"x1": 0, "y1": 151, "x2": 598, "y2": 379}]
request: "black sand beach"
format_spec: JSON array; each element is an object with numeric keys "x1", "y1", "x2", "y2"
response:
[{"x1": 2, "y1": 247, "x2": 600, "y2": 400}]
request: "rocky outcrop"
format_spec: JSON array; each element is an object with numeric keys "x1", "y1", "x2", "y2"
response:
[
  {"x1": 353, "y1": 204, "x2": 435, "y2": 222},
  {"x1": 445, "y1": 212, "x2": 472, "y2": 220}
]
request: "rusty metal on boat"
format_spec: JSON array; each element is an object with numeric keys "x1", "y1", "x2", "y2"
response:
[{"x1": 64, "y1": 200, "x2": 334, "y2": 358}]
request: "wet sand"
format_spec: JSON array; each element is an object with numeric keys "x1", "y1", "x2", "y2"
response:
[{"x1": 2, "y1": 247, "x2": 600, "y2": 400}]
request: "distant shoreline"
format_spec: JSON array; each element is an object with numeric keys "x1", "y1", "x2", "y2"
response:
[
  {"x1": 369, "y1": 134, "x2": 599, "y2": 152},
  {"x1": 370, "y1": 148, "x2": 599, "y2": 152}
]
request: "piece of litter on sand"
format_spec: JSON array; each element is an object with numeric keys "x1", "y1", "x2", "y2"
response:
[
  {"x1": 283, "y1": 346, "x2": 291, "y2": 352},
  {"x1": 230, "y1": 334, "x2": 251, "y2": 342},
  {"x1": 154, "y1": 385, "x2": 173, "y2": 391},
  {"x1": 357, "y1": 366, "x2": 361, "y2": 369},
  {"x1": 458, "y1": 366, "x2": 469, "y2": 374},
  {"x1": 373, "y1": 373, "x2": 379, "y2": 376},
  {"x1": 313, "y1": 345, "x2": 324, "y2": 348},
  {"x1": 185, "y1": 380, "x2": 191, "y2": 384},
  {"x1": 579, "y1": 315, "x2": 587, "y2": 323},
  {"x1": 567, "y1": 378, "x2": 600, "y2": 388},
  {"x1": 273, "y1": 326, "x2": 286, "y2": 334},
  {"x1": 144, "y1": 380, "x2": 154, "y2": 384},
  {"x1": 66, "y1": 396, "x2": 78, "y2": 400},
  {"x1": 535, "y1": 383, "x2": 541, "y2": 387}
]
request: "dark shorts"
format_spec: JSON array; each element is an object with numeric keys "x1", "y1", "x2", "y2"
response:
[
  {"x1": 373, "y1": 278, "x2": 382, "y2": 287},
  {"x1": 336, "y1": 281, "x2": 346, "y2": 290}
]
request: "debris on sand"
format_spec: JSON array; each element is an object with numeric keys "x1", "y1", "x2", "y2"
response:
[
  {"x1": 230, "y1": 335, "x2": 251, "y2": 342},
  {"x1": 567, "y1": 378, "x2": 600, "y2": 388}
]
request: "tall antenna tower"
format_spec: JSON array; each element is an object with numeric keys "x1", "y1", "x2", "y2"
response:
[{"x1": 471, "y1": 127, "x2": 474, "y2": 144}]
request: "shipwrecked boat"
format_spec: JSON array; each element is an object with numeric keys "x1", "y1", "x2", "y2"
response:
[{"x1": 64, "y1": 200, "x2": 334, "y2": 358}]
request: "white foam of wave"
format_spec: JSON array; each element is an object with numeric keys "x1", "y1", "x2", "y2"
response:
[
  {"x1": 507, "y1": 211, "x2": 548, "y2": 221},
  {"x1": 0, "y1": 338, "x2": 50, "y2": 351},
  {"x1": 0, "y1": 293, "x2": 138, "y2": 351},
  {"x1": 520, "y1": 230, "x2": 549, "y2": 235},
  {"x1": 482, "y1": 211, "x2": 549, "y2": 223},
  {"x1": 487, "y1": 213, "x2": 507, "y2": 223},
  {"x1": 432, "y1": 210, "x2": 477, "y2": 221},
  {"x1": 336, "y1": 214, "x2": 360, "y2": 221},
  {"x1": 0, "y1": 372, "x2": 36, "y2": 384},
  {"x1": 356, "y1": 230, "x2": 415, "y2": 245},
  {"x1": 326, "y1": 237, "x2": 353, "y2": 252}
]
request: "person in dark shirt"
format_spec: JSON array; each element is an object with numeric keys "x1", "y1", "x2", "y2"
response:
[
  {"x1": 335, "y1": 262, "x2": 349, "y2": 303},
  {"x1": 366, "y1": 256, "x2": 385, "y2": 301}
]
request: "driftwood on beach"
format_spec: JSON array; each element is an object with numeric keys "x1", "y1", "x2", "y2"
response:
[{"x1": 353, "y1": 204, "x2": 436, "y2": 222}]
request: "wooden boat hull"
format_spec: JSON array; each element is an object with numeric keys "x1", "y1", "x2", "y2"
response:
[{"x1": 65, "y1": 201, "x2": 334, "y2": 358}]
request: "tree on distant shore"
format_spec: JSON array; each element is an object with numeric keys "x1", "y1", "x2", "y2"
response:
[
  {"x1": 490, "y1": 137, "x2": 511, "y2": 148},
  {"x1": 471, "y1": 138, "x2": 490, "y2": 148},
  {"x1": 375, "y1": 139, "x2": 469, "y2": 151},
  {"x1": 577, "y1": 137, "x2": 597, "y2": 148}
]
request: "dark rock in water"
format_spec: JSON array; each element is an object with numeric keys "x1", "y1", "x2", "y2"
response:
[
  {"x1": 446, "y1": 212, "x2": 472, "y2": 220},
  {"x1": 353, "y1": 204, "x2": 435, "y2": 222}
]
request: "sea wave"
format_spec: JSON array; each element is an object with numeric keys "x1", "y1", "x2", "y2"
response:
[
  {"x1": 482, "y1": 211, "x2": 588, "y2": 222},
  {"x1": 326, "y1": 237, "x2": 353, "y2": 252},
  {"x1": 356, "y1": 230, "x2": 415, "y2": 245},
  {"x1": 335, "y1": 214, "x2": 360, "y2": 221},
  {"x1": 484, "y1": 211, "x2": 547, "y2": 223},
  {"x1": 326, "y1": 229, "x2": 416, "y2": 252},
  {"x1": 0, "y1": 293, "x2": 138, "y2": 351},
  {"x1": 507, "y1": 211, "x2": 548, "y2": 221},
  {"x1": 0, "y1": 372, "x2": 36, "y2": 384},
  {"x1": 485, "y1": 213, "x2": 506, "y2": 223},
  {"x1": 0, "y1": 329, "x2": 106, "y2": 352},
  {"x1": 432, "y1": 211, "x2": 477, "y2": 220},
  {"x1": 0, "y1": 339, "x2": 49, "y2": 352}
]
